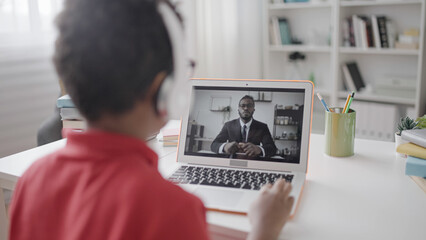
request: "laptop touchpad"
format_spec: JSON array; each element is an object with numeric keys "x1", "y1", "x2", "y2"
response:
[{"x1": 194, "y1": 188, "x2": 243, "y2": 208}]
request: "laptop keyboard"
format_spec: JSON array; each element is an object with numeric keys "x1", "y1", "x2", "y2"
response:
[{"x1": 168, "y1": 166, "x2": 293, "y2": 191}]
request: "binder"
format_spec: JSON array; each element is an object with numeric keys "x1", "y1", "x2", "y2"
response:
[{"x1": 345, "y1": 62, "x2": 365, "y2": 92}]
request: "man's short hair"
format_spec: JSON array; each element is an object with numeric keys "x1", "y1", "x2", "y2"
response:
[
  {"x1": 54, "y1": 0, "x2": 173, "y2": 121},
  {"x1": 239, "y1": 95, "x2": 255, "y2": 106}
]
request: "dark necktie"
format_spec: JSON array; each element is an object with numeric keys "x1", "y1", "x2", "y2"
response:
[{"x1": 242, "y1": 125, "x2": 247, "y2": 142}]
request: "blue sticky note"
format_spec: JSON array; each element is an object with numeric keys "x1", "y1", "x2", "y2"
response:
[{"x1": 406, "y1": 156, "x2": 426, "y2": 178}]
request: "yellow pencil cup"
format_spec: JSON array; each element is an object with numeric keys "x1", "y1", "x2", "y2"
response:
[{"x1": 324, "y1": 107, "x2": 356, "y2": 157}]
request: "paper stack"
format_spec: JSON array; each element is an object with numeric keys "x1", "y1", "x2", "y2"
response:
[
  {"x1": 161, "y1": 128, "x2": 179, "y2": 147},
  {"x1": 57, "y1": 95, "x2": 86, "y2": 137},
  {"x1": 397, "y1": 129, "x2": 426, "y2": 193}
]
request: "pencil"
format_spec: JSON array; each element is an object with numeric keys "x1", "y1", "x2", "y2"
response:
[
  {"x1": 344, "y1": 92, "x2": 355, "y2": 113},
  {"x1": 316, "y1": 93, "x2": 330, "y2": 112},
  {"x1": 342, "y1": 93, "x2": 351, "y2": 113}
]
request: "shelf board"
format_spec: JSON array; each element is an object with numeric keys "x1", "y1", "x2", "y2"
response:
[
  {"x1": 340, "y1": 0, "x2": 422, "y2": 7},
  {"x1": 339, "y1": 47, "x2": 419, "y2": 56},
  {"x1": 337, "y1": 91, "x2": 415, "y2": 105},
  {"x1": 270, "y1": 45, "x2": 331, "y2": 53},
  {"x1": 269, "y1": 2, "x2": 332, "y2": 10}
]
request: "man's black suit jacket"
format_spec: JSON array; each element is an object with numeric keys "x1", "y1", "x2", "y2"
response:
[{"x1": 210, "y1": 119, "x2": 277, "y2": 157}]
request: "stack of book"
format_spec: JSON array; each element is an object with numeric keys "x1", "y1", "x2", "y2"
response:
[
  {"x1": 397, "y1": 129, "x2": 426, "y2": 193},
  {"x1": 342, "y1": 15, "x2": 395, "y2": 49},
  {"x1": 57, "y1": 95, "x2": 86, "y2": 137},
  {"x1": 160, "y1": 128, "x2": 179, "y2": 147},
  {"x1": 395, "y1": 28, "x2": 419, "y2": 50}
]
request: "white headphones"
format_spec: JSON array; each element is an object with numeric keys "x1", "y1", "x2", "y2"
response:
[{"x1": 156, "y1": 2, "x2": 190, "y2": 120}]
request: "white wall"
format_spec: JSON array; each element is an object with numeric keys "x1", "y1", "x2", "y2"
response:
[
  {"x1": 193, "y1": 0, "x2": 263, "y2": 79},
  {"x1": 0, "y1": 45, "x2": 59, "y2": 157},
  {"x1": 0, "y1": 0, "x2": 62, "y2": 157},
  {"x1": 188, "y1": 89, "x2": 305, "y2": 141}
]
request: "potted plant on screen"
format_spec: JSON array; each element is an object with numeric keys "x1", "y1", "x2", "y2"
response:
[{"x1": 395, "y1": 116, "x2": 419, "y2": 152}]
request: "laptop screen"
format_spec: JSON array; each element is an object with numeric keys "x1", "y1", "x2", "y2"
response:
[{"x1": 184, "y1": 86, "x2": 305, "y2": 164}]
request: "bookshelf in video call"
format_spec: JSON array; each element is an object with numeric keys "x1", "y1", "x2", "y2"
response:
[{"x1": 262, "y1": 0, "x2": 426, "y2": 141}]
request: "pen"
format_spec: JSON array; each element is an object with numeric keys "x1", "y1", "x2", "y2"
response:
[
  {"x1": 342, "y1": 93, "x2": 351, "y2": 113},
  {"x1": 344, "y1": 92, "x2": 355, "y2": 113},
  {"x1": 316, "y1": 93, "x2": 330, "y2": 112}
]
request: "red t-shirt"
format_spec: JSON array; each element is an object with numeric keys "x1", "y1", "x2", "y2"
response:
[{"x1": 9, "y1": 130, "x2": 208, "y2": 240}]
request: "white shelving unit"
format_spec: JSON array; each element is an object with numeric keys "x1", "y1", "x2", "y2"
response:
[{"x1": 263, "y1": 0, "x2": 426, "y2": 139}]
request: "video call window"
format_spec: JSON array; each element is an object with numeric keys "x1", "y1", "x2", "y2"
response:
[{"x1": 185, "y1": 86, "x2": 305, "y2": 164}]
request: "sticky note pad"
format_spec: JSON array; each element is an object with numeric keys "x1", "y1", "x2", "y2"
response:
[{"x1": 406, "y1": 156, "x2": 426, "y2": 178}]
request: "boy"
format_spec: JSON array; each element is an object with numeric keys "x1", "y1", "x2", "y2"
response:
[{"x1": 9, "y1": 0, "x2": 294, "y2": 239}]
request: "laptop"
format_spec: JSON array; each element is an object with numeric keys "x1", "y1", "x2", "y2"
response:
[{"x1": 167, "y1": 78, "x2": 313, "y2": 216}]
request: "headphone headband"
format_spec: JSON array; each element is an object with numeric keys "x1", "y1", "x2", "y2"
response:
[{"x1": 156, "y1": 2, "x2": 190, "y2": 120}]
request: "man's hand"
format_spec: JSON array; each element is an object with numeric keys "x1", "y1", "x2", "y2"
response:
[
  {"x1": 239, "y1": 142, "x2": 262, "y2": 157},
  {"x1": 224, "y1": 141, "x2": 240, "y2": 154},
  {"x1": 247, "y1": 179, "x2": 294, "y2": 240}
]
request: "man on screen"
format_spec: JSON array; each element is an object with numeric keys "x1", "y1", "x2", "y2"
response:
[{"x1": 211, "y1": 95, "x2": 277, "y2": 158}]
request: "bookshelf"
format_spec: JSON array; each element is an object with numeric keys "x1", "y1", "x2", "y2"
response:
[{"x1": 263, "y1": 0, "x2": 426, "y2": 140}]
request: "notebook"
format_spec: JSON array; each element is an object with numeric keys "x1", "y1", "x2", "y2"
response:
[{"x1": 167, "y1": 78, "x2": 314, "y2": 216}]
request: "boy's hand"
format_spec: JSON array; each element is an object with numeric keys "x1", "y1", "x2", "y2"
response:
[{"x1": 247, "y1": 179, "x2": 294, "y2": 240}]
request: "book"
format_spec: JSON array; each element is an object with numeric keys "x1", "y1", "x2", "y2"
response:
[
  {"x1": 406, "y1": 156, "x2": 426, "y2": 178},
  {"x1": 386, "y1": 20, "x2": 396, "y2": 48},
  {"x1": 358, "y1": 17, "x2": 368, "y2": 48},
  {"x1": 397, "y1": 143, "x2": 426, "y2": 159},
  {"x1": 60, "y1": 107, "x2": 83, "y2": 120},
  {"x1": 345, "y1": 62, "x2": 365, "y2": 91},
  {"x1": 162, "y1": 140, "x2": 178, "y2": 147},
  {"x1": 347, "y1": 17, "x2": 355, "y2": 47},
  {"x1": 364, "y1": 17, "x2": 374, "y2": 48},
  {"x1": 376, "y1": 16, "x2": 388, "y2": 48},
  {"x1": 410, "y1": 176, "x2": 426, "y2": 194},
  {"x1": 398, "y1": 35, "x2": 419, "y2": 44},
  {"x1": 271, "y1": 17, "x2": 282, "y2": 45},
  {"x1": 401, "y1": 129, "x2": 426, "y2": 148},
  {"x1": 56, "y1": 95, "x2": 75, "y2": 108},
  {"x1": 161, "y1": 128, "x2": 180, "y2": 142},
  {"x1": 371, "y1": 15, "x2": 381, "y2": 49},
  {"x1": 358, "y1": 16, "x2": 369, "y2": 48},
  {"x1": 352, "y1": 15, "x2": 361, "y2": 47},
  {"x1": 269, "y1": 21, "x2": 278, "y2": 45},
  {"x1": 163, "y1": 135, "x2": 179, "y2": 141},
  {"x1": 395, "y1": 42, "x2": 419, "y2": 50},
  {"x1": 278, "y1": 18, "x2": 292, "y2": 45},
  {"x1": 342, "y1": 64, "x2": 357, "y2": 91},
  {"x1": 62, "y1": 119, "x2": 86, "y2": 129}
]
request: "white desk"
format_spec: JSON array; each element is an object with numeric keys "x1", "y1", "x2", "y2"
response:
[{"x1": 1, "y1": 122, "x2": 425, "y2": 240}]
